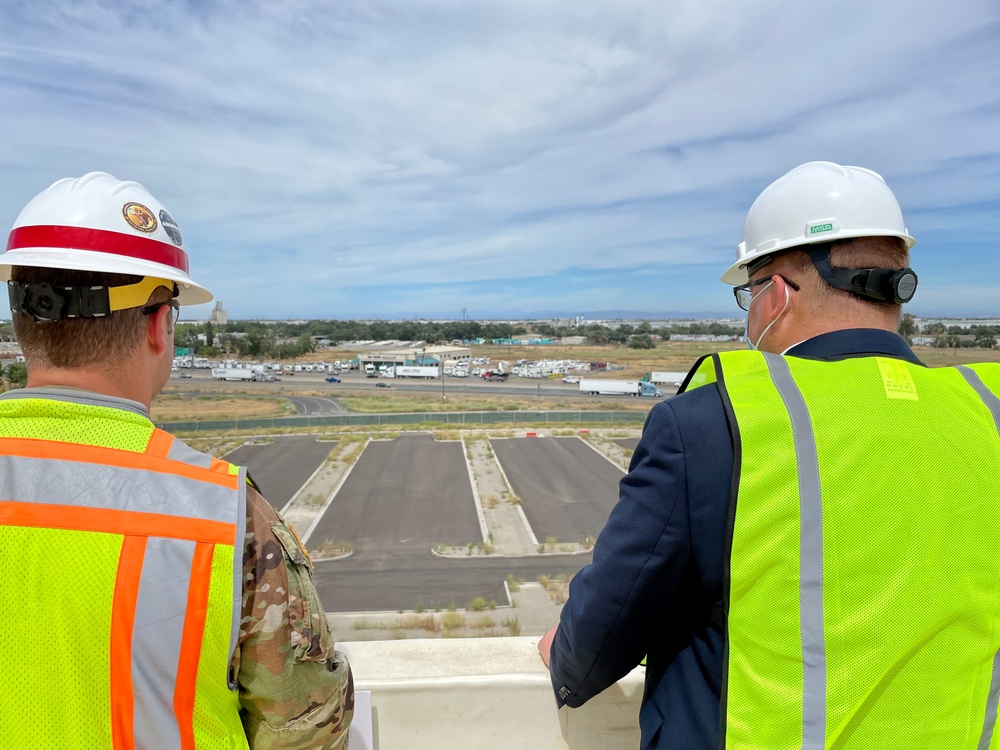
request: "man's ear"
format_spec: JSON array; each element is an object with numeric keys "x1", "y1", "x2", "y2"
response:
[
  {"x1": 761, "y1": 275, "x2": 793, "y2": 320},
  {"x1": 147, "y1": 305, "x2": 172, "y2": 355}
]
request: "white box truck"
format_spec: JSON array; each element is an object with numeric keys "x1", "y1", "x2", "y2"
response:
[{"x1": 579, "y1": 379, "x2": 662, "y2": 397}]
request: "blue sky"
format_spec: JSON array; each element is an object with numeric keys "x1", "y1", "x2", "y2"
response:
[{"x1": 1, "y1": 1, "x2": 998, "y2": 320}]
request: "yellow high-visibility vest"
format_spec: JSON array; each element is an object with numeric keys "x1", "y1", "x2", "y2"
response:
[
  {"x1": 0, "y1": 393, "x2": 248, "y2": 749},
  {"x1": 683, "y1": 352, "x2": 1000, "y2": 749}
]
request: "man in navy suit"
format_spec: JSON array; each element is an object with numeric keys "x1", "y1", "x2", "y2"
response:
[{"x1": 539, "y1": 162, "x2": 935, "y2": 748}]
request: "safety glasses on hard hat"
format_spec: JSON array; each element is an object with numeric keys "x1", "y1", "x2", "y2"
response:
[
  {"x1": 142, "y1": 299, "x2": 180, "y2": 326},
  {"x1": 734, "y1": 275, "x2": 800, "y2": 311}
]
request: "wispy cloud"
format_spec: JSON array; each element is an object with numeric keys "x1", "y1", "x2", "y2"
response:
[{"x1": 1, "y1": 0, "x2": 997, "y2": 319}]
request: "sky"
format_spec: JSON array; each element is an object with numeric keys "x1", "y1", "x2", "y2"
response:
[{"x1": 0, "y1": 0, "x2": 998, "y2": 321}]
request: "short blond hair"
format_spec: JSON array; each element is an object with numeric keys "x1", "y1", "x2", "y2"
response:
[{"x1": 12, "y1": 266, "x2": 173, "y2": 369}]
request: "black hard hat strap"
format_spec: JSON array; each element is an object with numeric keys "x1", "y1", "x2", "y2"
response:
[
  {"x1": 803, "y1": 245, "x2": 918, "y2": 304},
  {"x1": 8, "y1": 281, "x2": 113, "y2": 323}
]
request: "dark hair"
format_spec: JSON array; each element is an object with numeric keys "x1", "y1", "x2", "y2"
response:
[{"x1": 11, "y1": 266, "x2": 173, "y2": 369}]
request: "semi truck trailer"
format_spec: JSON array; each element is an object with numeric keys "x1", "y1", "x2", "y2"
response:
[
  {"x1": 649, "y1": 371, "x2": 688, "y2": 387},
  {"x1": 579, "y1": 379, "x2": 662, "y2": 397},
  {"x1": 396, "y1": 366, "x2": 440, "y2": 378},
  {"x1": 211, "y1": 368, "x2": 255, "y2": 382}
]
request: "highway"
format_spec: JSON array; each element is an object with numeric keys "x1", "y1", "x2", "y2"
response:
[{"x1": 169, "y1": 368, "x2": 676, "y2": 402}]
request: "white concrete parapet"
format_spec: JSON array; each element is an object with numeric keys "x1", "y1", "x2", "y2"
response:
[{"x1": 341, "y1": 636, "x2": 643, "y2": 749}]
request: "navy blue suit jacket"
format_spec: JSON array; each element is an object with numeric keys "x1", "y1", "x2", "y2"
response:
[{"x1": 549, "y1": 329, "x2": 922, "y2": 749}]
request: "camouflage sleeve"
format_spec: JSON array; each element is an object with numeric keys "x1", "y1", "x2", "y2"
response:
[{"x1": 233, "y1": 485, "x2": 354, "y2": 749}]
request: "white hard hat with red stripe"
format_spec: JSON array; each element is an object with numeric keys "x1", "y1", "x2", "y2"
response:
[{"x1": 2, "y1": 171, "x2": 212, "y2": 305}]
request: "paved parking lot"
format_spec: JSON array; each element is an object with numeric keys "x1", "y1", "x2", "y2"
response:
[
  {"x1": 613, "y1": 438, "x2": 640, "y2": 452},
  {"x1": 491, "y1": 437, "x2": 622, "y2": 544},
  {"x1": 225, "y1": 436, "x2": 335, "y2": 508},
  {"x1": 308, "y1": 434, "x2": 480, "y2": 562}
]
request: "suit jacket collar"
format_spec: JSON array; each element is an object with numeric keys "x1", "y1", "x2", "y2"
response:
[{"x1": 786, "y1": 329, "x2": 922, "y2": 365}]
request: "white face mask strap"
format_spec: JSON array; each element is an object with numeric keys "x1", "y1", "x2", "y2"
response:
[{"x1": 752, "y1": 283, "x2": 791, "y2": 351}]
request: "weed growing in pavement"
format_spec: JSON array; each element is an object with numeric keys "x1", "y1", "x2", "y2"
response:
[
  {"x1": 352, "y1": 620, "x2": 380, "y2": 630},
  {"x1": 506, "y1": 574, "x2": 522, "y2": 592},
  {"x1": 504, "y1": 617, "x2": 521, "y2": 636},
  {"x1": 311, "y1": 539, "x2": 352, "y2": 558},
  {"x1": 395, "y1": 614, "x2": 437, "y2": 631},
  {"x1": 472, "y1": 615, "x2": 496, "y2": 629},
  {"x1": 441, "y1": 612, "x2": 465, "y2": 629},
  {"x1": 469, "y1": 597, "x2": 487, "y2": 611}
]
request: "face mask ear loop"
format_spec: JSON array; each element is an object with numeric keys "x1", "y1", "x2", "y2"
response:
[{"x1": 752, "y1": 283, "x2": 790, "y2": 351}]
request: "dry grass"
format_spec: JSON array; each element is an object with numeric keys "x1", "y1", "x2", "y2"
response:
[
  {"x1": 151, "y1": 394, "x2": 293, "y2": 421},
  {"x1": 338, "y1": 393, "x2": 651, "y2": 413},
  {"x1": 913, "y1": 346, "x2": 1000, "y2": 367}
]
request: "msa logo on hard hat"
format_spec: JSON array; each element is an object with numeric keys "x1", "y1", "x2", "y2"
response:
[{"x1": 809, "y1": 223, "x2": 834, "y2": 235}]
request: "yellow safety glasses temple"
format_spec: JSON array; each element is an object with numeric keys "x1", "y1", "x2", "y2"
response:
[{"x1": 107, "y1": 277, "x2": 178, "y2": 312}]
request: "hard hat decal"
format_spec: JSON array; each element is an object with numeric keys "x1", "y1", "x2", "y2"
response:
[
  {"x1": 159, "y1": 210, "x2": 183, "y2": 246},
  {"x1": 809, "y1": 223, "x2": 834, "y2": 235},
  {"x1": 122, "y1": 202, "x2": 157, "y2": 233}
]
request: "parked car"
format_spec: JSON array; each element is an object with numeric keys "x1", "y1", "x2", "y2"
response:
[
  {"x1": 179, "y1": 372, "x2": 192, "y2": 379},
  {"x1": 325, "y1": 376, "x2": 341, "y2": 383},
  {"x1": 375, "y1": 382, "x2": 391, "y2": 388}
]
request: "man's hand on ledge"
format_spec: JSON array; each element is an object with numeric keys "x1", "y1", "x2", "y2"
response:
[{"x1": 538, "y1": 626, "x2": 558, "y2": 669}]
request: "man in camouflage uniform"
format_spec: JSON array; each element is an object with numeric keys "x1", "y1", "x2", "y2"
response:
[
  {"x1": 0, "y1": 172, "x2": 352, "y2": 748},
  {"x1": 240, "y1": 484, "x2": 355, "y2": 746}
]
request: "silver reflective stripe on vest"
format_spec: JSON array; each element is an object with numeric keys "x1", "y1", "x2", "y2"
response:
[
  {"x1": 230, "y1": 466, "x2": 248, "y2": 685},
  {"x1": 161, "y1": 434, "x2": 248, "y2": 686},
  {"x1": 960, "y1": 366, "x2": 1000, "y2": 436},
  {"x1": 132, "y1": 537, "x2": 195, "y2": 750},
  {"x1": 0, "y1": 455, "x2": 236, "y2": 524},
  {"x1": 167, "y1": 437, "x2": 216, "y2": 470},
  {"x1": 959, "y1": 366, "x2": 1000, "y2": 750},
  {"x1": 764, "y1": 353, "x2": 827, "y2": 748}
]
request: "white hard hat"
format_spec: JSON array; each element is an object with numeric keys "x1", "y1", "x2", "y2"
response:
[
  {"x1": 722, "y1": 161, "x2": 916, "y2": 285},
  {"x1": 2, "y1": 171, "x2": 212, "y2": 304}
]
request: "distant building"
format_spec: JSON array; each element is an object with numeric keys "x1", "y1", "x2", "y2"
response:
[
  {"x1": 561, "y1": 336, "x2": 587, "y2": 345},
  {"x1": 209, "y1": 301, "x2": 227, "y2": 326}
]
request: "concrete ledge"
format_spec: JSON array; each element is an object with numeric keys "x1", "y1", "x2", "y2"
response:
[{"x1": 341, "y1": 636, "x2": 642, "y2": 749}]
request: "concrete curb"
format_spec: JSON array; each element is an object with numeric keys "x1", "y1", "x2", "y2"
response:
[
  {"x1": 280, "y1": 452, "x2": 331, "y2": 516},
  {"x1": 577, "y1": 435, "x2": 627, "y2": 475},
  {"x1": 490, "y1": 442, "x2": 539, "y2": 547},
  {"x1": 311, "y1": 550, "x2": 354, "y2": 563},
  {"x1": 461, "y1": 440, "x2": 491, "y2": 544}
]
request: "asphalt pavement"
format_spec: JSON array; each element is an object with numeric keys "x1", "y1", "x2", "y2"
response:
[
  {"x1": 314, "y1": 553, "x2": 591, "y2": 612},
  {"x1": 289, "y1": 396, "x2": 347, "y2": 415},
  {"x1": 613, "y1": 438, "x2": 640, "y2": 451},
  {"x1": 492, "y1": 437, "x2": 622, "y2": 544},
  {"x1": 224, "y1": 436, "x2": 335, "y2": 508},
  {"x1": 307, "y1": 434, "x2": 481, "y2": 560}
]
